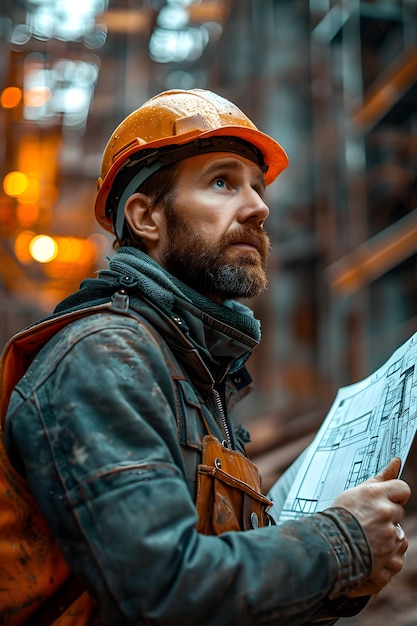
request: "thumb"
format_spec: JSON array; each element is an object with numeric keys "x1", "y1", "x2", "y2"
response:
[
  {"x1": 371, "y1": 457, "x2": 402, "y2": 482},
  {"x1": 361, "y1": 457, "x2": 410, "y2": 507}
]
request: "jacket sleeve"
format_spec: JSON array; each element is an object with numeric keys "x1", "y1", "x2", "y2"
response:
[{"x1": 5, "y1": 315, "x2": 372, "y2": 626}]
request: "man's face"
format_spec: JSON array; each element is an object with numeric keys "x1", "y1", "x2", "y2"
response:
[{"x1": 152, "y1": 152, "x2": 271, "y2": 300}]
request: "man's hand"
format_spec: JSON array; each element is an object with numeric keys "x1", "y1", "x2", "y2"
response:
[{"x1": 331, "y1": 457, "x2": 410, "y2": 597}]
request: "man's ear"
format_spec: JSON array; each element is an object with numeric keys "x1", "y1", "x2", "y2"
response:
[{"x1": 124, "y1": 192, "x2": 162, "y2": 242}]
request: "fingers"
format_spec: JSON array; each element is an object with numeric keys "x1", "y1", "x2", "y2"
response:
[
  {"x1": 345, "y1": 542, "x2": 408, "y2": 598},
  {"x1": 374, "y1": 474, "x2": 411, "y2": 507},
  {"x1": 368, "y1": 549, "x2": 406, "y2": 591},
  {"x1": 332, "y1": 476, "x2": 410, "y2": 527},
  {"x1": 372, "y1": 457, "x2": 402, "y2": 481},
  {"x1": 332, "y1": 458, "x2": 411, "y2": 600},
  {"x1": 385, "y1": 553, "x2": 405, "y2": 576},
  {"x1": 383, "y1": 480, "x2": 411, "y2": 507},
  {"x1": 330, "y1": 458, "x2": 411, "y2": 599}
]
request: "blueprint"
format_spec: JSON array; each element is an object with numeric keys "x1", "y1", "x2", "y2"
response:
[{"x1": 269, "y1": 332, "x2": 417, "y2": 523}]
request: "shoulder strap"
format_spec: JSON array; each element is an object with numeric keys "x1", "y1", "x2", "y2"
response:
[
  {"x1": 1, "y1": 300, "x2": 116, "y2": 430},
  {"x1": 0, "y1": 290, "x2": 146, "y2": 431}
]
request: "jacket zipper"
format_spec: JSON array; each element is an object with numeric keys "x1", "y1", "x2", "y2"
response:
[{"x1": 213, "y1": 387, "x2": 232, "y2": 449}]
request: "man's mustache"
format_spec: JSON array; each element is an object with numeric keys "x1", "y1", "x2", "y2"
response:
[{"x1": 222, "y1": 225, "x2": 270, "y2": 257}]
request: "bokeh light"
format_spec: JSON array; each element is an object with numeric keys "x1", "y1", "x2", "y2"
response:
[
  {"x1": 3, "y1": 171, "x2": 29, "y2": 197},
  {"x1": 1, "y1": 86, "x2": 22, "y2": 108},
  {"x1": 29, "y1": 234, "x2": 59, "y2": 263}
]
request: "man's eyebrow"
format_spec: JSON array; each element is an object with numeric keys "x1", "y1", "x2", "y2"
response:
[{"x1": 202, "y1": 158, "x2": 266, "y2": 189}]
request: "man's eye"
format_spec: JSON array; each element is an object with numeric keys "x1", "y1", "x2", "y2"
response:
[{"x1": 213, "y1": 178, "x2": 227, "y2": 189}]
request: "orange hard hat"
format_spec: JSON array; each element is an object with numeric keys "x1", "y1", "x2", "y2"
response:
[{"x1": 95, "y1": 89, "x2": 289, "y2": 237}]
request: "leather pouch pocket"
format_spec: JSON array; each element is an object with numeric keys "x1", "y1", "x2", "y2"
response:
[{"x1": 195, "y1": 435, "x2": 273, "y2": 535}]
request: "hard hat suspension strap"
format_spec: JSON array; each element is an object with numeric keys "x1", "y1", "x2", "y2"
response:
[{"x1": 113, "y1": 160, "x2": 162, "y2": 240}]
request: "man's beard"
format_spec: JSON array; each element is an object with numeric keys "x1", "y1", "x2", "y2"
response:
[{"x1": 163, "y1": 203, "x2": 270, "y2": 300}]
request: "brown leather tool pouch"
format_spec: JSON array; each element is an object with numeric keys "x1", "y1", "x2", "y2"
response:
[{"x1": 195, "y1": 435, "x2": 273, "y2": 535}]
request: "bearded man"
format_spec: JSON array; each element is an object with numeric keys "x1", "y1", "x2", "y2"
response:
[{"x1": 1, "y1": 89, "x2": 409, "y2": 625}]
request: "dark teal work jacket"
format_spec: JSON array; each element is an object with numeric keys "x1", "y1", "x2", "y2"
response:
[{"x1": 4, "y1": 265, "x2": 371, "y2": 625}]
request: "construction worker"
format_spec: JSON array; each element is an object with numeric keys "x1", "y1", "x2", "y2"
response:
[{"x1": 1, "y1": 89, "x2": 410, "y2": 625}]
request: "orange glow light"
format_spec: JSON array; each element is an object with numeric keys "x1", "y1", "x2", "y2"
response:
[
  {"x1": 1, "y1": 86, "x2": 22, "y2": 108},
  {"x1": 3, "y1": 171, "x2": 29, "y2": 197}
]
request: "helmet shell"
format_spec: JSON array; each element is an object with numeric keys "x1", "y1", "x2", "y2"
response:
[{"x1": 95, "y1": 89, "x2": 289, "y2": 234}]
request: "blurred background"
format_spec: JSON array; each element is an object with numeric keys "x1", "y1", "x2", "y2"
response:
[{"x1": 0, "y1": 1, "x2": 416, "y2": 622}]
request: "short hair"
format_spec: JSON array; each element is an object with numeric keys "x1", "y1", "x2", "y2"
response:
[{"x1": 113, "y1": 161, "x2": 180, "y2": 250}]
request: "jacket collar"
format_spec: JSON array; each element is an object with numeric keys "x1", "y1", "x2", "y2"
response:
[{"x1": 106, "y1": 247, "x2": 260, "y2": 375}]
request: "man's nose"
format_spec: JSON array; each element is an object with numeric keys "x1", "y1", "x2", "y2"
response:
[{"x1": 239, "y1": 187, "x2": 270, "y2": 227}]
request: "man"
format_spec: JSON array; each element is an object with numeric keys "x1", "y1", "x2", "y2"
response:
[{"x1": 1, "y1": 89, "x2": 410, "y2": 625}]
